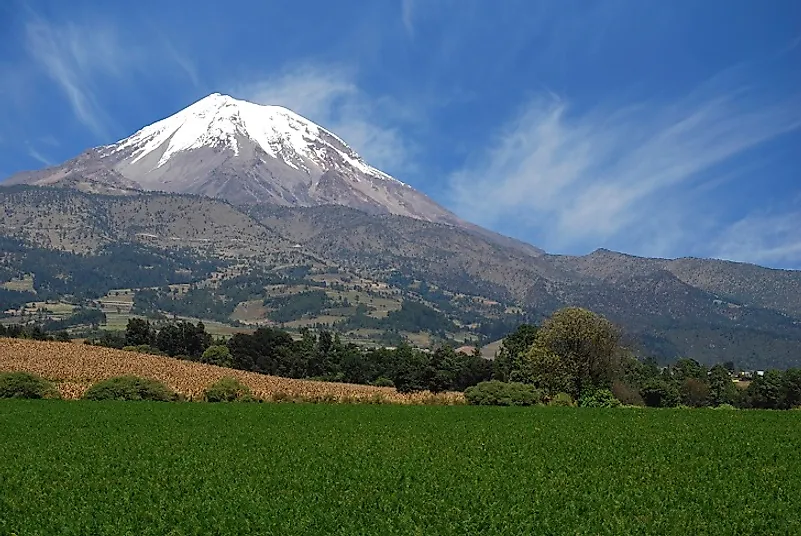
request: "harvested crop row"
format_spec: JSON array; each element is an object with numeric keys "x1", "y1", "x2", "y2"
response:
[{"x1": 0, "y1": 338, "x2": 464, "y2": 404}]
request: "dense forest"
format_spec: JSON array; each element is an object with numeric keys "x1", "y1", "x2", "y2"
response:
[
  {"x1": 0, "y1": 288, "x2": 36, "y2": 310},
  {"x1": 82, "y1": 317, "x2": 492, "y2": 393},
  {"x1": 0, "y1": 238, "x2": 219, "y2": 301}
]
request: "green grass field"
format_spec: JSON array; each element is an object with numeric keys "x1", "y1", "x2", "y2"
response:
[
  {"x1": 1, "y1": 402, "x2": 799, "y2": 535},
  {"x1": 102, "y1": 313, "x2": 250, "y2": 337},
  {"x1": 0, "y1": 275, "x2": 34, "y2": 292}
]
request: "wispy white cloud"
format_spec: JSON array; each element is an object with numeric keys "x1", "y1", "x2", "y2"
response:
[
  {"x1": 26, "y1": 145, "x2": 52, "y2": 166},
  {"x1": 240, "y1": 66, "x2": 359, "y2": 121},
  {"x1": 22, "y1": 12, "x2": 199, "y2": 139},
  {"x1": 24, "y1": 17, "x2": 125, "y2": 137},
  {"x1": 401, "y1": 0, "x2": 415, "y2": 37},
  {"x1": 163, "y1": 41, "x2": 200, "y2": 88},
  {"x1": 449, "y1": 82, "x2": 801, "y2": 260},
  {"x1": 715, "y1": 209, "x2": 801, "y2": 268},
  {"x1": 238, "y1": 65, "x2": 415, "y2": 174},
  {"x1": 37, "y1": 135, "x2": 60, "y2": 147}
]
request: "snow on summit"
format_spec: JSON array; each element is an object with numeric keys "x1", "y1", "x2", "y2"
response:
[
  {"x1": 112, "y1": 93, "x2": 400, "y2": 182},
  {"x1": 7, "y1": 92, "x2": 465, "y2": 225}
]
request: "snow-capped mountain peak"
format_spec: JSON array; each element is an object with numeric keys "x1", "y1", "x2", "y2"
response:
[
  {"x1": 6, "y1": 93, "x2": 463, "y2": 225},
  {"x1": 109, "y1": 93, "x2": 400, "y2": 183}
]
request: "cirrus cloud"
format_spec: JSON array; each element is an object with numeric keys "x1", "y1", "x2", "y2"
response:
[
  {"x1": 449, "y1": 78, "x2": 801, "y2": 263},
  {"x1": 236, "y1": 65, "x2": 417, "y2": 175}
]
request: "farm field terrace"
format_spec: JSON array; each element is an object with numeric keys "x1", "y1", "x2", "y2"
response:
[{"x1": 1, "y1": 402, "x2": 799, "y2": 535}]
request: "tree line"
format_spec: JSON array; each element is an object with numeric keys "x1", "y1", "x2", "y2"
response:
[
  {"x1": 0, "y1": 323, "x2": 71, "y2": 342},
  {"x1": 490, "y1": 307, "x2": 801, "y2": 409},
  {"x1": 91, "y1": 318, "x2": 493, "y2": 393},
  {"x1": 5, "y1": 305, "x2": 800, "y2": 408}
]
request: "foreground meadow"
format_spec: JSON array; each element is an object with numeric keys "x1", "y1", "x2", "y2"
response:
[{"x1": 1, "y1": 402, "x2": 799, "y2": 535}]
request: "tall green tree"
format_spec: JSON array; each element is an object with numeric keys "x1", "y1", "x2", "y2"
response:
[
  {"x1": 708, "y1": 364, "x2": 737, "y2": 406},
  {"x1": 423, "y1": 345, "x2": 458, "y2": 393},
  {"x1": 453, "y1": 351, "x2": 493, "y2": 391},
  {"x1": 640, "y1": 379, "x2": 680, "y2": 407},
  {"x1": 227, "y1": 327, "x2": 295, "y2": 374},
  {"x1": 393, "y1": 344, "x2": 428, "y2": 393},
  {"x1": 785, "y1": 369, "x2": 801, "y2": 409},
  {"x1": 201, "y1": 345, "x2": 232, "y2": 368},
  {"x1": 493, "y1": 324, "x2": 539, "y2": 382},
  {"x1": 523, "y1": 345, "x2": 571, "y2": 394},
  {"x1": 125, "y1": 318, "x2": 155, "y2": 347},
  {"x1": 743, "y1": 370, "x2": 787, "y2": 409},
  {"x1": 679, "y1": 377, "x2": 711, "y2": 407},
  {"x1": 525, "y1": 307, "x2": 623, "y2": 398},
  {"x1": 672, "y1": 358, "x2": 708, "y2": 382}
]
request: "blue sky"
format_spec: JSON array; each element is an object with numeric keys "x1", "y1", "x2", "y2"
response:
[{"x1": 1, "y1": 0, "x2": 800, "y2": 268}]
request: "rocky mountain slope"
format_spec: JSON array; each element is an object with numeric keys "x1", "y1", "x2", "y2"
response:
[
  {"x1": 0, "y1": 186, "x2": 300, "y2": 261},
  {"x1": 2, "y1": 185, "x2": 801, "y2": 369},
  {"x1": 5, "y1": 94, "x2": 462, "y2": 225}
]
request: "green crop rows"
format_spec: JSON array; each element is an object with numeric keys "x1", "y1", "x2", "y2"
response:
[{"x1": 1, "y1": 402, "x2": 799, "y2": 535}]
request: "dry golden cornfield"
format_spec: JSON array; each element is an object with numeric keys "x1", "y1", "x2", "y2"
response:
[{"x1": 0, "y1": 338, "x2": 465, "y2": 404}]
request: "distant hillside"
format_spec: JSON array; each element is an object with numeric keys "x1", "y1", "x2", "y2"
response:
[
  {"x1": 550, "y1": 248, "x2": 801, "y2": 318},
  {"x1": 3, "y1": 185, "x2": 801, "y2": 369},
  {"x1": 0, "y1": 185, "x2": 297, "y2": 259}
]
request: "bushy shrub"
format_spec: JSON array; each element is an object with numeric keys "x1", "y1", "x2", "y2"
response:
[
  {"x1": 611, "y1": 380, "x2": 644, "y2": 406},
  {"x1": 464, "y1": 381, "x2": 543, "y2": 406},
  {"x1": 201, "y1": 345, "x2": 233, "y2": 367},
  {"x1": 549, "y1": 392, "x2": 575, "y2": 407},
  {"x1": 83, "y1": 376, "x2": 177, "y2": 401},
  {"x1": 713, "y1": 403, "x2": 737, "y2": 410},
  {"x1": 640, "y1": 380, "x2": 680, "y2": 408},
  {"x1": 579, "y1": 389, "x2": 622, "y2": 408},
  {"x1": 0, "y1": 372, "x2": 59, "y2": 399},
  {"x1": 204, "y1": 377, "x2": 254, "y2": 402},
  {"x1": 372, "y1": 377, "x2": 395, "y2": 388}
]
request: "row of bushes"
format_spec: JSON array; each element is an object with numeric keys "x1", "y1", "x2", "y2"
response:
[
  {"x1": 463, "y1": 381, "x2": 595, "y2": 407},
  {"x1": 0, "y1": 372, "x2": 254, "y2": 403},
  {"x1": 0, "y1": 373, "x2": 747, "y2": 408},
  {"x1": 463, "y1": 380, "x2": 750, "y2": 408}
]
